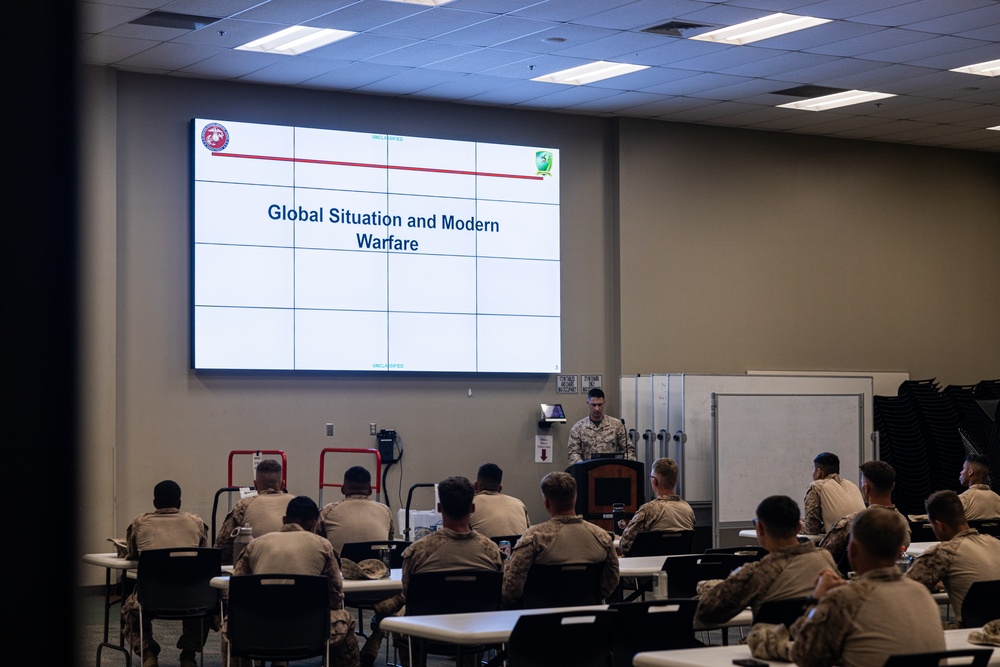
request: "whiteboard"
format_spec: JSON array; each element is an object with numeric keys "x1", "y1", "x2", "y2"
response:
[{"x1": 712, "y1": 393, "x2": 864, "y2": 530}]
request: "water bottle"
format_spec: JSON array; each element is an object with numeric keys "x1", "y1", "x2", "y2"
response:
[
  {"x1": 895, "y1": 554, "x2": 912, "y2": 574},
  {"x1": 498, "y1": 540, "x2": 512, "y2": 560},
  {"x1": 612, "y1": 503, "x2": 627, "y2": 536},
  {"x1": 233, "y1": 525, "x2": 253, "y2": 564},
  {"x1": 380, "y1": 546, "x2": 392, "y2": 570},
  {"x1": 654, "y1": 571, "x2": 668, "y2": 600}
]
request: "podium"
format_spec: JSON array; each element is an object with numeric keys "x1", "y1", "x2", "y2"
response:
[{"x1": 567, "y1": 458, "x2": 645, "y2": 531}]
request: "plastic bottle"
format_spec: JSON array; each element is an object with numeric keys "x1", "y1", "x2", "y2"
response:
[
  {"x1": 498, "y1": 540, "x2": 512, "y2": 560},
  {"x1": 233, "y1": 525, "x2": 253, "y2": 564}
]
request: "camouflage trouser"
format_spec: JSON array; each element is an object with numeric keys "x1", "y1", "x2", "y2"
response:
[
  {"x1": 121, "y1": 591, "x2": 218, "y2": 656},
  {"x1": 220, "y1": 608, "x2": 359, "y2": 667}
]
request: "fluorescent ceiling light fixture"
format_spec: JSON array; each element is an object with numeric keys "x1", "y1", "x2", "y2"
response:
[
  {"x1": 237, "y1": 26, "x2": 356, "y2": 55},
  {"x1": 950, "y1": 58, "x2": 1000, "y2": 77},
  {"x1": 532, "y1": 61, "x2": 649, "y2": 85},
  {"x1": 382, "y1": 0, "x2": 456, "y2": 4},
  {"x1": 777, "y1": 89, "x2": 895, "y2": 111},
  {"x1": 690, "y1": 13, "x2": 830, "y2": 45},
  {"x1": 988, "y1": 125, "x2": 1000, "y2": 131}
]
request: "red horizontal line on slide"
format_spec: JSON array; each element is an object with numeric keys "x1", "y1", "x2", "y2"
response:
[{"x1": 212, "y1": 152, "x2": 545, "y2": 180}]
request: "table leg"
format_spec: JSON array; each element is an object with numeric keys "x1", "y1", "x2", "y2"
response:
[{"x1": 95, "y1": 567, "x2": 131, "y2": 667}]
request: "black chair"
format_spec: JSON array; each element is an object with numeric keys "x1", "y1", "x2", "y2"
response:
[
  {"x1": 507, "y1": 610, "x2": 614, "y2": 667},
  {"x1": 705, "y1": 546, "x2": 768, "y2": 561},
  {"x1": 968, "y1": 519, "x2": 1000, "y2": 538},
  {"x1": 752, "y1": 597, "x2": 810, "y2": 628},
  {"x1": 339, "y1": 539, "x2": 411, "y2": 636},
  {"x1": 405, "y1": 569, "x2": 503, "y2": 665},
  {"x1": 226, "y1": 574, "x2": 330, "y2": 666},
  {"x1": 522, "y1": 562, "x2": 606, "y2": 609},
  {"x1": 136, "y1": 548, "x2": 222, "y2": 667},
  {"x1": 608, "y1": 599, "x2": 698, "y2": 667},
  {"x1": 661, "y1": 553, "x2": 749, "y2": 599},
  {"x1": 961, "y1": 579, "x2": 1000, "y2": 628},
  {"x1": 882, "y1": 648, "x2": 993, "y2": 666},
  {"x1": 909, "y1": 521, "x2": 938, "y2": 543},
  {"x1": 625, "y1": 530, "x2": 696, "y2": 557}
]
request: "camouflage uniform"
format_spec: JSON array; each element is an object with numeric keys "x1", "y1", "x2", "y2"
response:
[
  {"x1": 906, "y1": 527, "x2": 1000, "y2": 622},
  {"x1": 318, "y1": 493, "x2": 394, "y2": 554},
  {"x1": 225, "y1": 523, "x2": 360, "y2": 667},
  {"x1": 214, "y1": 489, "x2": 295, "y2": 564},
  {"x1": 566, "y1": 415, "x2": 632, "y2": 464},
  {"x1": 469, "y1": 491, "x2": 530, "y2": 538},
  {"x1": 501, "y1": 514, "x2": 619, "y2": 607},
  {"x1": 959, "y1": 484, "x2": 1000, "y2": 520},
  {"x1": 695, "y1": 542, "x2": 837, "y2": 625},
  {"x1": 790, "y1": 567, "x2": 944, "y2": 667},
  {"x1": 819, "y1": 504, "x2": 909, "y2": 570},
  {"x1": 363, "y1": 528, "x2": 502, "y2": 667},
  {"x1": 619, "y1": 495, "x2": 695, "y2": 555},
  {"x1": 120, "y1": 508, "x2": 214, "y2": 658},
  {"x1": 802, "y1": 474, "x2": 865, "y2": 535}
]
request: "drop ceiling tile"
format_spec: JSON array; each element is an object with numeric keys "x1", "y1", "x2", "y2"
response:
[
  {"x1": 672, "y1": 3, "x2": 772, "y2": 27},
  {"x1": 885, "y1": 71, "x2": 984, "y2": 96},
  {"x1": 171, "y1": 18, "x2": 286, "y2": 47},
  {"x1": 575, "y1": 0, "x2": 711, "y2": 30},
  {"x1": 905, "y1": 4, "x2": 1000, "y2": 33},
  {"x1": 308, "y1": 1, "x2": 427, "y2": 32},
  {"x1": 509, "y1": 0, "x2": 640, "y2": 23},
  {"x1": 949, "y1": 87, "x2": 1000, "y2": 105},
  {"x1": 686, "y1": 100, "x2": 775, "y2": 121},
  {"x1": 235, "y1": 0, "x2": 359, "y2": 24},
  {"x1": 369, "y1": 8, "x2": 493, "y2": 39},
  {"x1": 751, "y1": 19, "x2": 885, "y2": 52},
  {"x1": 656, "y1": 101, "x2": 757, "y2": 122},
  {"x1": 646, "y1": 71, "x2": 762, "y2": 96},
  {"x1": 422, "y1": 47, "x2": 533, "y2": 73},
  {"x1": 437, "y1": 16, "x2": 557, "y2": 47},
  {"x1": 301, "y1": 33, "x2": 421, "y2": 61},
  {"x1": 820, "y1": 63, "x2": 933, "y2": 90},
  {"x1": 354, "y1": 67, "x2": 466, "y2": 95},
  {"x1": 459, "y1": 79, "x2": 560, "y2": 105},
  {"x1": 300, "y1": 61, "x2": 411, "y2": 89},
  {"x1": 546, "y1": 29, "x2": 670, "y2": 60},
  {"x1": 625, "y1": 94, "x2": 722, "y2": 116},
  {"x1": 159, "y1": 0, "x2": 262, "y2": 17},
  {"x1": 179, "y1": 48, "x2": 281, "y2": 78},
  {"x1": 687, "y1": 77, "x2": 799, "y2": 100},
  {"x1": 81, "y1": 34, "x2": 160, "y2": 64},
  {"x1": 956, "y1": 24, "x2": 1000, "y2": 41},
  {"x1": 745, "y1": 109, "x2": 856, "y2": 130},
  {"x1": 117, "y1": 40, "x2": 224, "y2": 70},
  {"x1": 666, "y1": 44, "x2": 788, "y2": 73},
  {"x1": 515, "y1": 84, "x2": 630, "y2": 108},
  {"x1": 88, "y1": 0, "x2": 166, "y2": 10},
  {"x1": 762, "y1": 56, "x2": 889, "y2": 86},
  {"x1": 81, "y1": 2, "x2": 149, "y2": 33},
  {"x1": 629, "y1": 38, "x2": 728, "y2": 67},
  {"x1": 692, "y1": 105, "x2": 790, "y2": 126},
  {"x1": 877, "y1": 121, "x2": 976, "y2": 142},
  {"x1": 102, "y1": 20, "x2": 193, "y2": 40},
  {"x1": 802, "y1": 27, "x2": 927, "y2": 57},
  {"x1": 908, "y1": 43, "x2": 1000, "y2": 71},
  {"x1": 448, "y1": 0, "x2": 547, "y2": 14},
  {"x1": 851, "y1": 0, "x2": 994, "y2": 28},
  {"x1": 565, "y1": 90, "x2": 665, "y2": 112},
  {"x1": 726, "y1": 0, "x2": 828, "y2": 9},
  {"x1": 500, "y1": 23, "x2": 622, "y2": 56},
  {"x1": 940, "y1": 133, "x2": 1000, "y2": 151},
  {"x1": 483, "y1": 54, "x2": 594, "y2": 79},
  {"x1": 408, "y1": 73, "x2": 520, "y2": 99},
  {"x1": 364, "y1": 40, "x2": 475, "y2": 66},
  {"x1": 917, "y1": 104, "x2": 1000, "y2": 126},
  {"x1": 583, "y1": 66, "x2": 688, "y2": 90},
  {"x1": 237, "y1": 56, "x2": 352, "y2": 85},
  {"x1": 858, "y1": 36, "x2": 993, "y2": 65}
]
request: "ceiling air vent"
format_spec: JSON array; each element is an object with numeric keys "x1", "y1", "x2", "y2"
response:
[
  {"x1": 129, "y1": 11, "x2": 222, "y2": 30},
  {"x1": 642, "y1": 21, "x2": 715, "y2": 38}
]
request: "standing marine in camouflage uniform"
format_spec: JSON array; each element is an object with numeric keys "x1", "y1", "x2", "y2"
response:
[
  {"x1": 502, "y1": 471, "x2": 619, "y2": 607},
  {"x1": 619, "y1": 457, "x2": 694, "y2": 555},
  {"x1": 224, "y1": 496, "x2": 359, "y2": 667},
  {"x1": 789, "y1": 509, "x2": 944, "y2": 667},
  {"x1": 802, "y1": 452, "x2": 866, "y2": 535},
  {"x1": 567, "y1": 387, "x2": 632, "y2": 464},
  {"x1": 958, "y1": 453, "x2": 1000, "y2": 520},
  {"x1": 121, "y1": 480, "x2": 214, "y2": 667},
  {"x1": 906, "y1": 489, "x2": 1000, "y2": 625},
  {"x1": 696, "y1": 495, "x2": 836, "y2": 624},
  {"x1": 819, "y1": 461, "x2": 908, "y2": 574},
  {"x1": 214, "y1": 458, "x2": 294, "y2": 564}
]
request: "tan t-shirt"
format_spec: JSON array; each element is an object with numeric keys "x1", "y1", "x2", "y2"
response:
[
  {"x1": 469, "y1": 491, "x2": 529, "y2": 538},
  {"x1": 319, "y1": 494, "x2": 394, "y2": 554},
  {"x1": 960, "y1": 485, "x2": 1000, "y2": 520}
]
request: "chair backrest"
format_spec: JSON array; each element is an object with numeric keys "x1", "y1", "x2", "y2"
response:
[
  {"x1": 405, "y1": 569, "x2": 503, "y2": 616},
  {"x1": 227, "y1": 574, "x2": 330, "y2": 661},
  {"x1": 704, "y1": 546, "x2": 768, "y2": 561},
  {"x1": 968, "y1": 519, "x2": 1000, "y2": 538},
  {"x1": 339, "y1": 540, "x2": 411, "y2": 569},
  {"x1": 752, "y1": 597, "x2": 810, "y2": 628},
  {"x1": 881, "y1": 648, "x2": 994, "y2": 666},
  {"x1": 908, "y1": 521, "x2": 938, "y2": 543},
  {"x1": 961, "y1": 579, "x2": 1000, "y2": 628},
  {"x1": 522, "y1": 562, "x2": 605, "y2": 609},
  {"x1": 608, "y1": 599, "x2": 698, "y2": 667},
  {"x1": 507, "y1": 610, "x2": 614, "y2": 667},
  {"x1": 626, "y1": 530, "x2": 695, "y2": 557},
  {"x1": 137, "y1": 547, "x2": 221, "y2": 619},
  {"x1": 662, "y1": 553, "x2": 747, "y2": 598}
]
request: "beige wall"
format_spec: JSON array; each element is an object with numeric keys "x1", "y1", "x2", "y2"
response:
[
  {"x1": 80, "y1": 70, "x2": 1000, "y2": 582},
  {"x1": 618, "y1": 118, "x2": 1000, "y2": 383}
]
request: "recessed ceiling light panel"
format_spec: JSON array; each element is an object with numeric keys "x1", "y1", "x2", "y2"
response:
[
  {"x1": 950, "y1": 59, "x2": 1000, "y2": 77},
  {"x1": 777, "y1": 90, "x2": 896, "y2": 111},
  {"x1": 531, "y1": 61, "x2": 649, "y2": 85},
  {"x1": 237, "y1": 26, "x2": 356, "y2": 55},
  {"x1": 690, "y1": 13, "x2": 830, "y2": 45}
]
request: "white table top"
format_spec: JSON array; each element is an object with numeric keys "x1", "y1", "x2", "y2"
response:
[
  {"x1": 378, "y1": 604, "x2": 753, "y2": 645},
  {"x1": 737, "y1": 530, "x2": 822, "y2": 543},
  {"x1": 906, "y1": 541, "x2": 939, "y2": 556},
  {"x1": 82, "y1": 552, "x2": 138, "y2": 569},
  {"x1": 619, "y1": 555, "x2": 668, "y2": 576},
  {"x1": 633, "y1": 628, "x2": 998, "y2": 667},
  {"x1": 210, "y1": 568, "x2": 403, "y2": 592}
]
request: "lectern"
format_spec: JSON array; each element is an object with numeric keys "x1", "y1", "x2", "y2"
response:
[{"x1": 567, "y1": 458, "x2": 645, "y2": 531}]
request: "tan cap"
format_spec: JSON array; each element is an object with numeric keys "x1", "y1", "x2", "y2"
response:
[
  {"x1": 342, "y1": 558, "x2": 389, "y2": 580},
  {"x1": 968, "y1": 619, "x2": 1000, "y2": 647}
]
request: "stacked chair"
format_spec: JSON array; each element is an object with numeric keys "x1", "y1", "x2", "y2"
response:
[
  {"x1": 874, "y1": 394, "x2": 935, "y2": 515},
  {"x1": 897, "y1": 379, "x2": 966, "y2": 493}
]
